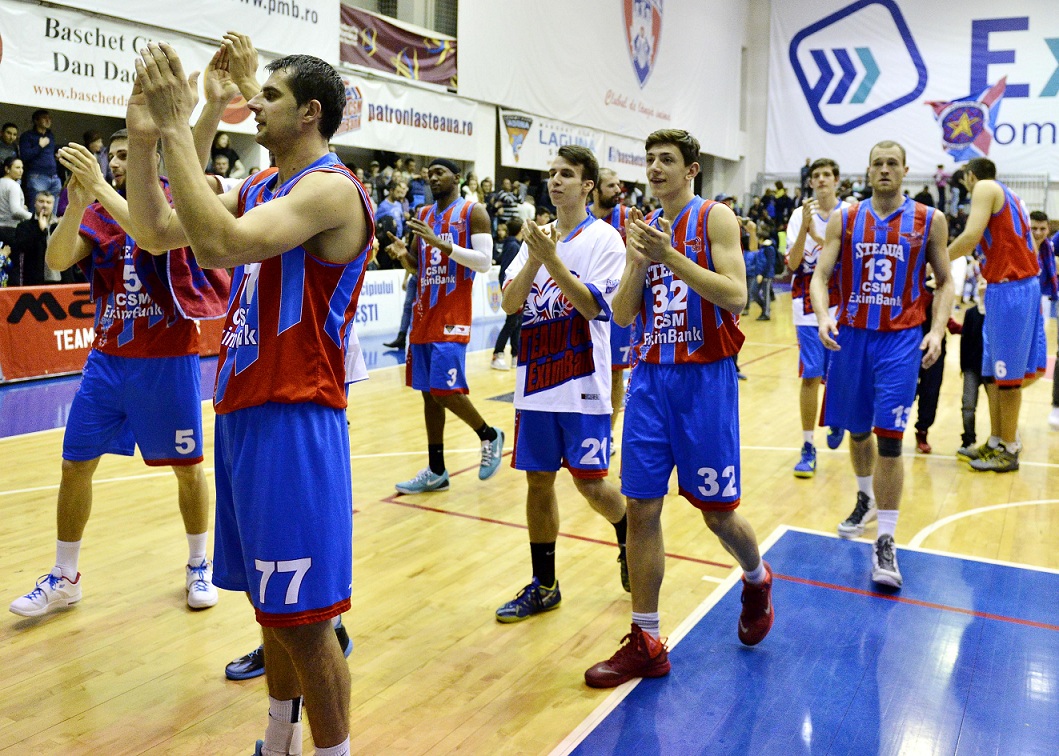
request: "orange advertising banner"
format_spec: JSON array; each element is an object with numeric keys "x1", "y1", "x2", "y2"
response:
[{"x1": 0, "y1": 285, "x2": 224, "y2": 383}]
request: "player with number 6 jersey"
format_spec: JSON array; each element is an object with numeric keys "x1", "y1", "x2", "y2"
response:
[
  {"x1": 585, "y1": 130, "x2": 773, "y2": 690},
  {"x1": 811, "y1": 140, "x2": 953, "y2": 590}
]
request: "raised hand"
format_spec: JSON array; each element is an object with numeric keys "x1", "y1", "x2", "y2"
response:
[
  {"x1": 135, "y1": 42, "x2": 197, "y2": 133},
  {"x1": 203, "y1": 47, "x2": 239, "y2": 105},
  {"x1": 523, "y1": 220, "x2": 558, "y2": 265},
  {"x1": 126, "y1": 77, "x2": 160, "y2": 141},
  {"x1": 406, "y1": 217, "x2": 444, "y2": 250},
  {"x1": 222, "y1": 31, "x2": 260, "y2": 99},
  {"x1": 57, "y1": 142, "x2": 109, "y2": 197},
  {"x1": 628, "y1": 216, "x2": 672, "y2": 263}
]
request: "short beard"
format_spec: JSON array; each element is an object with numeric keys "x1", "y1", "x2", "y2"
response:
[{"x1": 597, "y1": 194, "x2": 620, "y2": 211}]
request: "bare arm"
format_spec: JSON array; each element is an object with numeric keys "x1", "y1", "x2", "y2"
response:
[
  {"x1": 44, "y1": 176, "x2": 94, "y2": 271},
  {"x1": 947, "y1": 180, "x2": 998, "y2": 260},
  {"x1": 922, "y1": 212, "x2": 954, "y2": 369},
  {"x1": 192, "y1": 47, "x2": 240, "y2": 171},
  {"x1": 810, "y1": 212, "x2": 843, "y2": 350}
]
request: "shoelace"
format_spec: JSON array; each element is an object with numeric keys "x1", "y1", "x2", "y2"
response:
[
  {"x1": 849, "y1": 494, "x2": 871, "y2": 521},
  {"x1": 188, "y1": 563, "x2": 210, "y2": 591},
  {"x1": 481, "y1": 438, "x2": 495, "y2": 467},
  {"x1": 876, "y1": 539, "x2": 896, "y2": 568},
  {"x1": 26, "y1": 573, "x2": 63, "y2": 600}
]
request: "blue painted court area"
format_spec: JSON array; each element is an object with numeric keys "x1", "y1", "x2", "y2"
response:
[{"x1": 563, "y1": 529, "x2": 1059, "y2": 755}]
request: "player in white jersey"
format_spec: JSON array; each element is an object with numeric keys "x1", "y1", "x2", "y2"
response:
[
  {"x1": 494, "y1": 145, "x2": 629, "y2": 623},
  {"x1": 785, "y1": 158, "x2": 847, "y2": 477}
]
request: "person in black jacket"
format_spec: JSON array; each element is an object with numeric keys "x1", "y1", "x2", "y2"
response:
[
  {"x1": 10, "y1": 190, "x2": 61, "y2": 285},
  {"x1": 491, "y1": 218, "x2": 524, "y2": 370}
]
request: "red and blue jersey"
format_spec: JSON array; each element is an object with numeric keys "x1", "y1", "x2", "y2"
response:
[
  {"x1": 977, "y1": 182, "x2": 1039, "y2": 284},
  {"x1": 79, "y1": 193, "x2": 198, "y2": 358},
  {"x1": 1039, "y1": 238, "x2": 1058, "y2": 299},
  {"x1": 636, "y1": 197, "x2": 744, "y2": 365},
  {"x1": 213, "y1": 153, "x2": 374, "y2": 414},
  {"x1": 836, "y1": 197, "x2": 935, "y2": 332},
  {"x1": 596, "y1": 204, "x2": 630, "y2": 241},
  {"x1": 410, "y1": 197, "x2": 477, "y2": 345}
]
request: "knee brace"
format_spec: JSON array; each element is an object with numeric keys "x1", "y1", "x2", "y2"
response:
[
  {"x1": 850, "y1": 431, "x2": 872, "y2": 443},
  {"x1": 998, "y1": 383, "x2": 1020, "y2": 391},
  {"x1": 877, "y1": 435, "x2": 902, "y2": 457}
]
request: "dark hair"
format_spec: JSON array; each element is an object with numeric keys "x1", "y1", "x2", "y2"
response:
[
  {"x1": 645, "y1": 129, "x2": 700, "y2": 167},
  {"x1": 109, "y1": 128, "x2": 129, "y2": 146},
  {"x1": 966, "y1": 158, "x2": 997, "y2": 181},
  {"x1": 35, "y1": 190, "x2": 54, "y2": 200},
  {"x1": 1030, "y1": 210, "x2": 1049, "y2": 223},
  {"x1": 31, "y1": 109, "x2": 50, "y2": 121},
  {"x1": 869, "y1": 140, "x2": 907, "y2": 165},
  {"x1": 506, "y1": 218, "x2": 523, "y2": 236},
  {"x1": 556, "y1": 144, "x2": 598, "y2": 186},
  {"x1": 809, "y1": 158, "x2": 840, "y2": 179},
  {"x1": 83, "y1": 130, "x2": 103, "y2": 145},
  {"x1": 3, "y1": 155, "x2": 22, "y2": 172},
  {"x1": 265, "y1": 55, "x2": 346, "y2": 140},
  {"x1": 2, "y1": 122, "x2": 17, "y2": 132}
]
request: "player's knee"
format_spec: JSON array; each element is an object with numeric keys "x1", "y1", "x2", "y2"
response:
[
  {"x1": 981, "y1": 376, "x2": 995, "y2": 385},
  {"x1": 849, "y1": 431, "x2": 872, "y2": 443},
  {"x1": 877, "y1": 435, "x2": 902, "y2": 458},
  {"x1": 998, "y1": 383, "x2": 1020, "y2": 391},
  {"x1": 61, "y1": 457, "x2": 100, "y2": 480}
]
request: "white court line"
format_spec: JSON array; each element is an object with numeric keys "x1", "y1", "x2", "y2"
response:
[
  {"x1": 907, "y1": 499, "x2": 1059, "y2": 550},
  {"x1": 550, "y1": 524, "x2": 791, "y2": 756}
]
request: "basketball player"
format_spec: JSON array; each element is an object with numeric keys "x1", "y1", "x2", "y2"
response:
[
  {"x1": 784, "y1": 158, "x2": 848, "y2": 478},
  {"x1": 585, "y1": 130, "x2": 773, "y2": 688},
  {"x1": 494, "y1": 145, "x2": 629, "y2": 623},
  {"x1": 811, "y1": 141, "x2": 953, "y2": 588},
  {"x1": 386, "y1": 158, "x2": 505, "y2": 495},
  {"x1": 129, "y1": 43, "x2": 371, "y2": 756},
  {"x1": 947, "y1": 158, "x2": 1044, "y2": 472},
  {"x1": 589, "y1": 167, "x2": 638, "y2": 439},
  {"x1": 8, "y1": 126, "x2": 229, "y2": 619}
]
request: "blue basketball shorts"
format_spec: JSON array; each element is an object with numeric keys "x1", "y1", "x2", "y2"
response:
[
  {"x1": 406, "y1": 342, "x2": 470, "y2": 395},
  {"x1": 610, "y1": 321, "x2": 637, "y2": 370},
  {"x1": 981, "y1": 277, "x2": 1046, "y2": 387},
  {"x1": 822, "y1": 326, "x2": 921, "y2": 438},
  {"x1": 62, "y1": 350, "x2": 203, "y2": 466},
  {"x1": 621, "y1": 360, "x2": 741, "y2": 511},
  {"x1": 511, "y1": 409, "x2": 611, "y2": 478},
  {"x1": 212, "y1": 401, "x2": 353, "y2": 627},
  {"x1": 796, "y1": 324, "x2": 830, "y2": 380}
]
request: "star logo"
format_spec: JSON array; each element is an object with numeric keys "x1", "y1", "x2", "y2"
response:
[{"x1": 925, "y1": 78, "x2": 1006, "y2": 162}]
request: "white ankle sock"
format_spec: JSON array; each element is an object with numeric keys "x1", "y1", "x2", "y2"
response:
[
  {"x1": 631, "y1": 611, "x2": 661, "y2": 638},
  {"x1": 802, "y1": 431, "x2": 814, "y2": 445},
  {"x1": 743, "y1": 561, "x2": 767, "y2": 584},
  {"x1": 187, "y1": 532, "x2": 208, "y2": 566},
  {"x1": 55, "y1": 540, "x2": 81, "y2": 580},
  {"x1": 987, "y1": 435, "x2": 1001, "y2": 448},
  {"x1": 332, "y1": 615, "x2": 342, "y2": 628},
  {"x1": 876, "y1": 509, "x2": 899, "y2": 538},
  {"x1": 855, "y1": 476, "x2": 874, "y2": 499},
  {"x1": 264, "y1": 697, "x2": 303, "y2": 755},
  {"x1": 314, "y1": 737, "x2": 350, "y2": 756}
]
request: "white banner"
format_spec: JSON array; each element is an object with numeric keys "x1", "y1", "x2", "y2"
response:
[
  {"x1": 498, "y1": 109, "x2": 604, "y2": 172},
  {"x1": 330, "y1": 73, "x2": 480, "y2": 161},
  {"x1": 767, "y1": 0, "x2": 1059, "y2": 175},
  {"x1": 600, "y1": 132, "x2": 648, "y2": 184},
  {"x1": 46, "y1": 0, "x2": 339, "y2": 62},
  {"x1": 459, "y1": 0, "x2": 749, "y2": 161},
  {"x1": 0, "y1": 2, "x2": 262, "y2": 133}
]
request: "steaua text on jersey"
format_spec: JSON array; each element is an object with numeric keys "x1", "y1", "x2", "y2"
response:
[
  {"x1": 410, "y1": 197, "x2": 477, "y2": 345},
  {"x1": 836, "y1": 197, "x2": 935, "y2": 331},
  {"x1": 213, "y1": 153, "x2": 374, "y2": 414},
  {"x1": 637, "y1": 197, "x2": 745, "y2": 365},
  {"x1": 977, "y1": 181, "x2": 1039, "y2": 284}
]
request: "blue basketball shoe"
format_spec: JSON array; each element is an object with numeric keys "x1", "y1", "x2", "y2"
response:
[
  {"x1": 496, "y1": 577, "x2": 561, "y2": 623},
  {"x1": 793, "y1": 442, "x2": 816, "y2": 478}
]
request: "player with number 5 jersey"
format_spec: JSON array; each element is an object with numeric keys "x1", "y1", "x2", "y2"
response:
[
  {"x1": 585, "y1": 130, "x2": 773, "y2": 690},
  {"x1": 811, "y1": 140, "x2": 953, "y2": 590},
  {"x1": 9, "y1": 128, "x2": 230, "y2": 620}
]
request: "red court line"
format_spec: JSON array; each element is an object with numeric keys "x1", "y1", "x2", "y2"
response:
[
  {"x1": 777, "y1": 572, "x2": 1059, "y2": 633},
  {"x1": 380, "y1": 494, "x2": 735, "y2": 570},
  {"x1": 739, "y1": 346, "x2": 793, "y2": 368}
]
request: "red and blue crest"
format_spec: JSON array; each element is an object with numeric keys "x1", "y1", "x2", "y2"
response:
[
  {"x1": 925, "y1": 78, "x2": 1006, "y2": 162},
  {"x1": 624, "y1": 0, "x2": 663, "y2": 88}
]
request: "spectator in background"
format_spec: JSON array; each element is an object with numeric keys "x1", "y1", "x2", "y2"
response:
[
  {"x1": 461, "y1": 172, "x2": 478, "y2": 200},
  {"x1": 913, "y1": 185, "x2": 935, "y2": 207},
  {"x1": 83, "y1": 130, "x2": 112, "y2": 185},
  {"x1": 516, "y1": 193, "x2": 535, "y2": 222},
  {"x1": 377, "y1": 181, "x2": 408, "y2": 241},
  {"x1": 404, "y1": 158, "x2": 418, "y2": 185},
  {"x1": 934, "y1": 164, "x2": 949, "y2": 210},
  {"x1": 949, "y1": 166, "x2": 967, "y2": 213},
  {"x1": 10, "y1": 190, "x2": 61, "y2": 285},
  {"x1": 0, "y1": 156, "x2": 32, "y2": 248},
  {"x1": 494, "y1": 177, "x2": 519, "y2": 226},
  {"x1": 800, "y1": 157, "x2": 812, "y2": 198},
  {"x1": 209, "y1": 153, "x2": 232, "y2": 178},
  {"x1": 773, "y1": 181, "x2": 793, "y2": 225},
  {"x1": 491, "y1": 218, "x2": 524, "y2": 371},
  {"x1": 210, "y1": 133, "x2": 246, "y2": 179},
  {"x1": 0, "y1": 122, "x2": 19, "y2": 164},
  {"x1": 534, "y1": 204, "x2": 553, "y2": 227},
  {"x1": 409, "y1": 165, "x2": 432, "y2": 209},
  {"x1": 367, "y1": 160, "x2": 383, "y2": 203},
  {"x1": 19, "y1": 109, "x2": 61, "y2": 207}
]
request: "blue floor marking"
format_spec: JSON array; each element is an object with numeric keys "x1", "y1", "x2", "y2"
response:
[{"x1": 565, "y1": 529, "x2": 1059, "y2": 755}]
